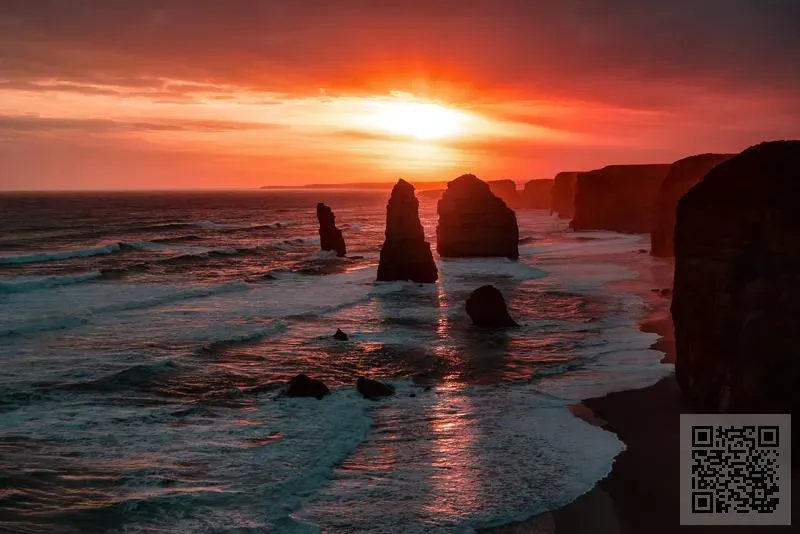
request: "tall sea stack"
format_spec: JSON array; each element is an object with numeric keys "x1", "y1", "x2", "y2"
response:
[
  {"x1": 316, "y1": 203, "x2": 346, "y2": 257},
  {"x1": 521, "y1": 179, "x2": 554, "y2": 209},
  {"x1": 376, "y1": 179, "x2": 438, "y2": 283},
  {"x1": 571, "y1": 164, "x2": 670, "y2": 233},
  {"x1": 437, "y1": 174, "x2": 519, "y2": 258},
  {"x1": 486, "y1": 180, "x2": 521, "y2": 209},
  {"x1": 650, "y1": 153, "x2": 733, "y2": 257},
  {"x1": 551, "y1": 172, "x2": 578, "y2": 219},
  {"x1": 672, "y1": 141, "x2": 800, "y2": 424}
]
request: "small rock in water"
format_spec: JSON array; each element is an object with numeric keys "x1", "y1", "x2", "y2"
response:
[
  {"x1": 356, "y1": 377, "x2": 395, "y2": 400},
  {"x1": 638, "y1": 248, "x2": 649, "y2": 254},
  {"x1": 659, "y1": 288, "x2": 672, "y2": 297},
  {"x1": 285, "y1": 373, "x2": 330, "y2": 400},
  {"x1": 333, "y1": 328, "x2": 349, "y2": 341},
  {"x1": 409, "y1": 393, "x2": 417, "y2": 398},
  {"x1": 465, "y1": 285, "x2": 519, "y2": 327}
]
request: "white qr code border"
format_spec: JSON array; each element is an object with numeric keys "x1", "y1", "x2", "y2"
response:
[{"x1": 680, "y1": 413, "x2": 791, "y2": 526}]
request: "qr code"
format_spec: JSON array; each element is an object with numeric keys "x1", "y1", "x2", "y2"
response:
[{"x1": 680, "y1": 414, "x2": 791, "y2": 526}]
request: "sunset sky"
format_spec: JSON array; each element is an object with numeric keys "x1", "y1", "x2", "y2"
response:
[{"x1": 1, "y1": 0, "x2": 799, "y2": 190}]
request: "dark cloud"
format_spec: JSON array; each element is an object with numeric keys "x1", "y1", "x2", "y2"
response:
[
  {"x1": 0, "y1": 0, "x2": 798, "y2": 103},
  {"x1": 0, "y1": 114, "x2": 281, "y2": 135}
]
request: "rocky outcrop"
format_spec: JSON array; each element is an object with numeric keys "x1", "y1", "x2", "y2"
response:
[
  {"x1": 285, "y1": 374, "x2": 330, "y2": 399},
  {"x1": 672, "y1": 141, "x2": 800, "y2": 422},
  {"x1": 521, "y1": 179, "x2": 554, "y2": 209},
  {"x1": 571, "y1": 164, "x2": 670, "y2": 233},
  {"x1": 356, "y1": 377, "x2": 395, "y2": 399},
  {"x1": 651, "y1": 153, "x2": 733, "y2": 257},
  {"x1": 487, "y1": 180, "x2": 521, "y2": 209},
  {"x1": 333, "y1": 328, "x2": 348, "y2": 341},
  {"x1": 465, "y1": 285, "x2": 518, "y2": 327},
  {"x1": 316, "y1": 203, "x2": 346, "y2": 257},
  {"x1": 437, "y1": 174, "x2": 519, "y2": 258},
  {"x1": 551, "y1": 172, "x2": 578, "y2": 218},
  {"x1": 377, "y1": 179, "x2": 438, "y2": 283}
]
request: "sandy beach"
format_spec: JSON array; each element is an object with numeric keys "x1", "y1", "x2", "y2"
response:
[{"x1": 487, "y1": 304, "x2": 798, "y2": 534}]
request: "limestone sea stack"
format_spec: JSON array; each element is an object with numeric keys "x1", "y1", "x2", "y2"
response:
[
  {"x1": 672, "y1": 141, "x2": 800, "y2": 423},
  {"x1": 437, "y1": 174, "x2": 519, "y2": 258},
  {"x1": 316, "y1": 202, "x2": 346, "y2": 257},
  {"x1": 550, "y1": 172, "x2": 578, "y2": 219},
  {"x1": 521, "y1": 179, "x2": 554, "y2": 209},
  {"x1": 650, "y1": 153, "x2": 733, "y2": 257},
  {"x1": 376, "y1": 179, "x2": 438, "y2": 283},
  {"x1": 486, "y1": 179, "x2": 521, "y2": 209},
  {"x1": 571, "y1": 164, "x2": 670, "y2": 233},
  {"x1": 465, "y1": 285, "x2": 518, "y2": 327}
]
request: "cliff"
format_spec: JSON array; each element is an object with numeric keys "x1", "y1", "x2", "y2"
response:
[
  {"x1": 551, "y1": 172, "x2": 578, "y2": 219},
  {"x1": 521, "y1": 179, "x2": 554, "y2": 209}
]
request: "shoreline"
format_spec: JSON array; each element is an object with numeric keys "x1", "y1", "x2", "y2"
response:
[{"x1": 487, "y1": 291, "x2": 798, "y2": 533}]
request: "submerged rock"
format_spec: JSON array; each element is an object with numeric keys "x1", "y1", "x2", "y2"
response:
[
  {"x1": 672, "y1": 141, "x2": 800, "y2": 423},
  {"x1": 465, "y1": 285, "x2": 518, "y2": 327},
  {"x1": 333, "y1": 328, "x2": 348, "y2": 341},
  {"x1": 285, "y1": 373, "x2": 330, "y2": 399},
  {"x1": 651, "y1": 153, "x2": 733, "y2": 257},
  {"x1": 437, "y1": 174, "x2": 519, "y2": 258},
  {"x1": 521, "y1": 179, "x2": 554, "y2": 209},
  {"x1": 316, "y1": 203, "x2": 346, "y2": 257},
  {"x1": 551, "y1": 172, "x2": 579, "y2": 219},
  {"x1": 356, "y1": 377, "x2": 395, "y2": 399},
  {"x1": 377, "y1": 179, "x2": 438, "y2": 283},
  {"x1": 571, "y1": 164, "x2": 671, "y2": 233}
]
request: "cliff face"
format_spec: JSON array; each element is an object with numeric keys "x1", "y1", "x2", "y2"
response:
[
  {"x1": 437, "y1": 174, "x2": 519, "y2": 258},
  {"x1": 672, "y1": 141, "x2": 800, "y2": 419},
  {"x1": 486, "y1": 180, "x2": 521, "y2": 209},
  {"x1": 376, "y1": 179, "x2": 438, "y2": 283},
  {"x1": 550, "y1": 172, "x2": 578, "y2": 219},
  {"x1": 571, "y1": 164, "x2": 670, "y2": 233},
  {"x1": 521, "y1": 179, "x2": 554, "y2": 209},
  {"x1": 316, "y1": 203, "x2": 346, "y2": 257},
  {"x1": 651, "y1": 154, "x2": 733, "y2": 257}
]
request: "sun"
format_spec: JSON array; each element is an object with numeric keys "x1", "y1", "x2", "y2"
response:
[{"x1": 369, "y1": 100, "x2": 465, "y2": 140}]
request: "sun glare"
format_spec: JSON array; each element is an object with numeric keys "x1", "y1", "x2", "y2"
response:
[{"x1": 368, "y1": 99, "x2": 466, "y2": 140}]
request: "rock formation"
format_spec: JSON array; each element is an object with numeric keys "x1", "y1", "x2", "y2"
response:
[
  {"x1": 316, "y1": 203, "x2": 346, "y2": 257},
  {"x1": 650, "y1": 153, "x2": 733, "y2": 257},
  {"x1": 571, "y1": 164, "x2": 670, "y2": 233},
  {"x1": 356, "y1": 377, "x2": 395, "y2": 399},
  {"x1": 487, "y1": 180, "x2": 521, "y2": 209},
  {"x1": 465, "y1": 285, "x2": 518, "y2": 327},
  {"x1": 333, "y1": 328, "x2": 348, "y2": 341},
  {"x1": 376, "y1": 179, "x2": 438, "y2": 283},
  {"x1": 285, "y1": 373, "x2": 330, "y2": 399},
  {"x1": 672, "y1": 141, "x2": 800, "y2": 423},
  {"x1": 521, "y1": 179, "x2": 554, "y2": 209},
  {"x1": 551, "y1": 172, "x2": 578, "y2": 219},
  {"x1": 437, "y1": 174, "x2": 519, "y2": 258}
]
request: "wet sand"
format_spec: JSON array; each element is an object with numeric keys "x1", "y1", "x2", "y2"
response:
[{"x1": 486, "y1": 307, "x2": 798, "y2": 534}]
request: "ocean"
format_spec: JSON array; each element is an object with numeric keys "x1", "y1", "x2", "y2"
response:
[{"x1": 0, "y1": 190, "x2": 673, "y2": 533}]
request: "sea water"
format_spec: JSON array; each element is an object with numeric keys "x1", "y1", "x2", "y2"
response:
[{"x1": 0, "y1": 191, "x2": 673, "y2": 533}]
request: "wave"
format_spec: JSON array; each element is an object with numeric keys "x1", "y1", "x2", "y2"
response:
[
  {"x1": 0, "y1": 282, "x2": 252, "y2": 338},
  {"x1": 0, "y1": 243, "x2": 121, "y2": 265},
  {"x1": 0, "y1": 272, "x2": 102, "y2": 294},
  {"x1": 140, "y1": 220, "x2": 298, "y2": 232},
  {"x1": 61, "y1": 360, "x2": 179, "y2": 394},
  {"x1": 195, "y1": 321, "x2": 288, "y2": 355}
]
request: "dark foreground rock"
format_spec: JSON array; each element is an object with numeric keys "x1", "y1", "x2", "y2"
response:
[
  {"x1": 356, "y1": 377, "x2": 395, "y2": 399},
  {"x1": 521, "y1": 179, "x2": 554, "y2": 209},
  {"x1": 285, "y1": 373, "x2": 330, "y2": 399},
  {"x1": 437, "y1": 174, "x2": 519, "y2": 258},
  {"x1": 377, "y1": 179, "x2": 438, "y2": 283},
  {"x1": 316, "y1": 203, "x2": 346, "y2": 257},
  {"x1": 487, "y1": 179, "x2": 521, "y2": 209},
  {"x1": 333, "y1": 328, "x2": 348, "y2": 341},
  {"x1": 571, "y1": 164, "x2": 670, "y2": 233},
  {"x1": 651, "y1": 153, "x2": 733, "y2": 257},
  {"x1": 672, "y1": 141, "x2": 800, "y2": 424},
  {"x1": 551, "y1": 172, "x2": 578, "y2": 218},
  {"x1": 465, "y1": 285, "x2": 518, "y2": 327}
]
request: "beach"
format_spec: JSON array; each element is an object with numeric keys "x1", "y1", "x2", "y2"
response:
[{"x1": 488, "y1": 303, "x2": 799, "y2": 534}]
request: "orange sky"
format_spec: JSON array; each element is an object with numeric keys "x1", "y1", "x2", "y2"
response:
[{"x1": 1, "y1": 1, "x2": 799, "y2": 190}]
